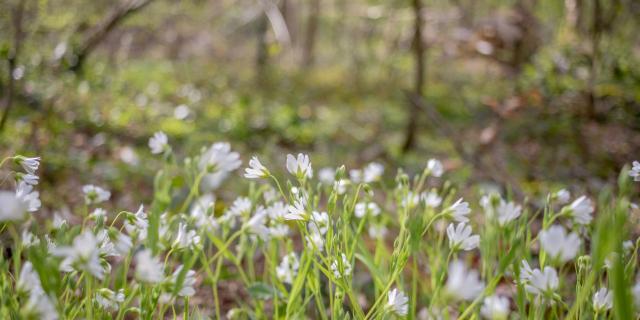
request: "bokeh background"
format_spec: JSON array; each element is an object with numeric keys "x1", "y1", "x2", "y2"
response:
[{"x1": 1, "y1": 0, "x2": 639, "y2": 212}]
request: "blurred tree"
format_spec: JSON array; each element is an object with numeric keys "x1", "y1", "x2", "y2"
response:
[{"x1": 402, "y1": 0, "x2": 425, "y2": 153}]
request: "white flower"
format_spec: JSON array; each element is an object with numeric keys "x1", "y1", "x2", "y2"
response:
[
  {"x1": 519, "y1": 260, "x2": 534, "y2": 284},
  {"x1": 333, "y1": 179, "x2": 349, "y2": 194},
  {"x1": 555, "y1": 189, "x2": 571, "y2": 204},
  {"x1": 387, "y1": 288, "x2": 409, "y2": 316},
  {"x1": 427, "y1": 159, "x2": 444, "y2": 177},
  {"x1": 368, "y1": 225, "x2": 388, "y2": 240},
  {"x1": 276, "y1": 252, "x2": 299, "y2": 284},
  {"x1": 349, "y1": 169, "x2": 362, "y2": 183},
  {"x1": 52, "y1": 231, "x2": 105, "y2": 279},
  {"x1": 16, "y1": 182, "x2": 41, "y2": 212},
  {"x1": 16, "y1": 156, "x2": 40, "y2": 174},
  {"x1": 286, "y1": 153, "x2": 313, "y2": 179},
  {"x1": 198, "y1": 142, "x2": 242, "y2": 190},
  {"x1": 82, "y1": 185, "x2": 111, "y2": 205},
  {"x1": 134, "y1": 249, "x2": 164, "y2": 283},
  {"x1": 22, "y1": 230, "x2": 40, "y2": 248},
  {"x1": 565, "y1": 196, "x2": 594, "y2": 225},
  {"x1": 445, "y1": 260, "x2": 484, "y2": 301},
  {"x1": 629, "y1": 161, "x2": 640, "y2": 181},
  {"x1": 447, "y1": 222, "x2": 480, "y2": 251},
  {"x1": 17, "y1": 262, "x2": 58, "y2": 320},
  {"x1": 263, "y1": 187, "x2": 278, "y2": 203},
  {"x1": 95, "y1": 288, "x2": 125, "y2": 311},
  {"x1": 593, "y1": 287, "x2": 613, "y2": 312},
  {"x1": 268, "y1": 223, "x2": 290, "y2": 238},
  {"x1": 199, "y1": 142, "x2": 242, "y2": 173},
  {"x1": 90, "y1": 208, "x2": 107, "y2": 220},
  {"x1": 244, "y1": 156, "x2": 270, "y2": 179},
  {"x1": 246, "y1": 207, "x2": 270, "y2": 241},
  {"x1": 114, "y1": 232, "x2": 133, "y2": 256},
  {"x1": 496, "y1": 201, "x2": 522, "y2": 226},
  {"x1": 45, "y1": 235, "x2": 56, "y2": 251},
  {"x1": 285, "y1": 200, "x2": 308, "y2": 221},
  {"x1": 363, "y1": 162, "x2": 384, "y2": 183},
  {"x1": 191, "y1": 194, "x2": 218, "y2": 231},
  {"x1": 525, "y1": 266, "x2": 559, "y2": 297},
  {"x1": 174, "y1": 223, "x2": 201, "y2": 249},
  {"x1": 17, "y1": 173, "x2": 39, "y2": 185},
  {"x1": 306, "y1": 230, "x2": 325, "y2": 252},
  {"x1": 481, "y1": 295, "x2": 510, "y2": 320},
  {"x1": 24, "y1": 291, "x2": 58, "y2": 320},
  {"x1": 96, "y1": 230, "x2": 118, "y2": 257},
  {"x1": 331, "y1": 253, "x2": 352, "y2": 279},
  {"x1": 148, "y1": 131, "x2": 169, "y2": 154},
  {"x1": 539, "y1": 225, "x2": 581, "y2": 263},
  {"x1": 402, "y1": 192, "x2": 421, "y2": 209},
  {"x1": 318, "y1": 167, "x2": 336, "y2": 185},
  {"x1": 17, "y1": 262, "x2": 41, "y2": 293},
  {"x1": 0, "y1": 191, "x2": 27, "y2": 221},
  {"x1": 170, "y1": 265, "x2": 197, "y2": 297},
  {"x1": 52, "y1": 213, "x2": 66, "y2": 229},
  {"x1": 267, "y1": 201, "x2": 288, "y2": 221},
  {"x1": 227, "y1": 197, "x2": 252, "y2": 217},
  {"x1": 446, "y1": 198, "x2": 471, "y2": 222},
  {"x1": 124, "y1": 205, "x2": 148, "y2": 239},
  {"x1": 355, "y1": 202, "x2": 381, "y2": 218},
  {"x1": 421, "y1": 190, "x2": 442, "y2": 208},
  {"x1": 308, "y1": 211, "x2": 329, "y2": 235}
]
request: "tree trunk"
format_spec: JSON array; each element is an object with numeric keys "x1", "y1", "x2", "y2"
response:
[
  {"x1": 0, "y1": 0, "x2": 27, "y2": 133},
  {"x1": 256, "y1": 13, "x2": 270, "y2": 83},
  {"x1": 301, "y1": 0, "x2": 320, "y2": 67},
  {"x1": 402, "y1": 0, "x2": 426, "y2": 153}
]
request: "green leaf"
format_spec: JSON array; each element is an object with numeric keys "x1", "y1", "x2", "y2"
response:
[{"x1": 248, "y1": 282, "x2": 276, "y2": 301}]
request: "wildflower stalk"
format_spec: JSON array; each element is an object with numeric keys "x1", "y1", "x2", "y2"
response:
[{"x1": 177, "y1": 169, "x2": 208, "y2": 214}]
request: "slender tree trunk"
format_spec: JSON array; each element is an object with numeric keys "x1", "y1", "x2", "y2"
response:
[
  {"x1": 402, "y1": 0, "x2": 425, "y2": 153},
  {"x1": 0, "y1": 0, "x2": 26, "y2": 133},
  {"x1": 256, "y1": 14, "x2": 269, "y2": 82},
  {"x1": 301, "y1": 0, "x2": 320, "y2": 67}
]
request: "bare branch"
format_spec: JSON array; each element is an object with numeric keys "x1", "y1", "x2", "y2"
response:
[{"x1": 69, "y1": 0, "x2": 155, "y2": 73}]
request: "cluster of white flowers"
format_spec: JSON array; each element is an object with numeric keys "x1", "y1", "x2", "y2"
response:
[
  {"x1": 331, "y1": 253, "x2": 352, "y2": 279},
  {"x1": 0, "y1": 156, "x2": 42, "y2": 222},
  {"x1": 3, "y1": 138, "x2": 639, "y2": 319},
  {"x1": 276, "y1": 252, "x2": 300, "y2": 284}
]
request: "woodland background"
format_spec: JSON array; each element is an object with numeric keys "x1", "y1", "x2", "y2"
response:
[{"x1": 1, "y1": 0, "x2": 639, "y2": 211}]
